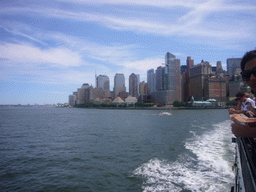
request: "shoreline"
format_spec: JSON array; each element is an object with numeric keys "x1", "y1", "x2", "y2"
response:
[{"x1": 72, "y1": 106, "x2": 227, "y2": 110}]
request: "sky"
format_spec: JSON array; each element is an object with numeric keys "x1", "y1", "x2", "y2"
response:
[{"x1": 0, "y1": 0, "x2": 255, "y2": 105}]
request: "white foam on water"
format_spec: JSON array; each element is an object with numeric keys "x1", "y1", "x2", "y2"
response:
[{"x1": 133, "y1": 120, "x2": 235, "y2": 192}]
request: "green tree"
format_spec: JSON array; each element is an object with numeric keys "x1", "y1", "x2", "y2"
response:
[{"x1": 173, "y1": 100, "x2": 186, "y2": 107}]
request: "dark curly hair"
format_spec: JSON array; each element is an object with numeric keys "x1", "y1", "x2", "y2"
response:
[{"x1": 241, "y1": 50, "x2": 256, "y2": 71}]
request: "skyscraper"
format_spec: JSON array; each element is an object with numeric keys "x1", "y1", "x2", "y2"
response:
[
  {"x1": 114, "y1": 73, "x2": 126, "y2": 98},
  {"x1": 165, "y1": 52, "x2": 181, "y2": 100},
  {"x1": 155, "y1": 66, "x2": 165, "y2": 91},
  {"x1": 151, "y1": 52, "x2": 181, "y2": 104},
  {"x1": 129, "y1": 73, "x2": 138, "y2": 98},
  {"x1": 190, "y1": 61, "x2": 213, "y2": 101},
  {"x1": 227, "y1": 58, "x2": 242, "y2": 78},
  {"x1": 216, "y1": 61, "x2": 222, "y2": 71},
  {"x1": 139, "y1": 81, "x2": 147, "y2": 95},
  {"x1": 77, "y1": 83, "x2": 90, "y2": 104},
  {"x1": 96, "y1": 75, "x2": 110, "y2": 90},
  {"x1": 183, "y1": 56, "x2": 194, "y2": 102},
  {"x1": 147, "y1": 69, "x2": 155, "y2": 94}
]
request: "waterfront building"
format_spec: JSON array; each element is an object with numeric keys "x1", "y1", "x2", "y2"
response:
[
  {"x1": 190, "y1": 61, "x2": 213, "y2": 101},
  {"x1": 155, "y1": 66, "x2": 165, "y2": 91},
  {"x1": 96, "y1": 75, "x2": 110, "y2": 91},
  {"x1": 165, "y1": 52, "x2": 181, "y2": 101},
  {"x1": 112, "y1": 97, "x2": 125, "y2": 104},
  {"x1": 147, "y1": 69, "x2": 156, "y2": 94},
  {"x1": 204, "y1": 76, "x2": 227, "y2": 105},
  {"x1": 151, "y1": 90, "x2": 176, "y2": 105},
  {"x1": 129, "y1": 73, "x2": 138, "y2": 98},
  {"x1": 68, "y1": 94, "x2": 76, "y2": 106},
  {"x1": 229, "y1": 69, "x2": 243, "y2": 99},
  {"x1": 113, "y1": 73, "x2": 126, "y2": 98},
  {"x1": 151, "y1": 52, "x2": 181, "y2": 104},
  {"x1": 189, "y1": 61, "x2": 228, "y2": 104},
  {"x1": 77, "y1": 83, "x2": 90, "y2": 104},
  {"x1": 125, "y1": 95, "x2": 137, "y2": 105},
  {"x1": 117, "y1": 91, "x2": 129, "y2": 101},
  {"x1": 136, "y1": 74, "x2": 140, "y2": 96},
  {"x1": 180, "y1": 65, "x2": 187, "y2": 75},
  {"x1": 182, "y1": 56, "x2": 194, "y2": 102},
  {"x1": 139, "y1": 81, "x2": 147, "y2": 95},
  {"x1": 227, "y1": 58, "x2": 242, "y2": 78},
  {"x1": 216, "y1": 61, "x2": 222, "y2": 71},
  {"x1": 144, "y1": 83, "x2": 148, "y2": 95}
]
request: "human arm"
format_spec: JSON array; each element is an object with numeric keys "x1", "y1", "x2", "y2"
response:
[{"x1": 231, "y1": 123, "x2": 256, "y2": 138}]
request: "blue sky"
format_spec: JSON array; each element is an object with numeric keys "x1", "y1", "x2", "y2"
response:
[{"x1": 0, "y1": 0, "x2": 255, "y2": 105}]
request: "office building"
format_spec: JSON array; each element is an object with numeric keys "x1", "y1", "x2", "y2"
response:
[
  {"x1": 227, "y1": 58, "x2": 242, "y2": 78},
  {"x1": 165, "y1": 52, "x2": 181, "y2": 100},
  {"x1": 147, "y1": 69, "x2": 155, "y2": 94},
  {"x1": 129, "y1": 73, "x2": 138, "y2": 98},
  {"x1": 114, "y1": 73, "x2": 126, "y2": 98},
  {"x1": 152, "y1": 52, "x2": 181, "y2": 104},
  {"x1": 139, "y1": 81, "x2": 148, "y2": 95},
  {"x1": 182, "y1": 56, "x2": 194, "y2": 102},
  {"x1": 68, "y1": 94, "x2": 76, "y2": 106},
  {"x1": 77, "y1": 83, "x2": 90, "y2": 104},
  {"x1": 155, "y1": 66, "x2": 166, "y2": 91},
  {"x1": 96, "y1": 75, "x2": 110, "y2": 90},
  {"x1": 190, "y1": 61, "x2": 213, "y2": 101}
]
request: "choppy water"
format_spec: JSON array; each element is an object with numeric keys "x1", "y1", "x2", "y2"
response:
[{"x1": 0, "y1": 107, "x2": 234, "y2": 191}]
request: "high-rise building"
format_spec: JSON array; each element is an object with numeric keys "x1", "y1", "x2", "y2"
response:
[
  {"x1": 68, "y1": 94, "x2": 76, "y2": 106},
  {"x1": 152, "y1": 52, "x2": 181, "y2": 104},
  {"x1": 216, "y1": 61, "x2": 222, "y2": 71},
  {"x1": 114, "y1": 73, "x2": 126, "y2": 98},
  {"x1": 204, "y1": 77, "x2": 227, "y2": 104},
  {"x1": 139, "y1": 81, "x2": 148, "y2": 95},
  {"x1": 182, "y1": 56, "x2": 194, "y2": 102},
  {"x1": 147, "y1": 69, "x2": 155, "y2": 94},
  {"x1": 155, "y1": 66, "x2": 165, "y2": 91},
  {"x1": 96, "y1": 75, "x2": 110, "y2": 90},
  {"x1": 129, "y1": 73, "x2": 138, "y2": 98},
  {"x1": 136, "y1": 74, "x2": 140, "y2": 95},
  {"x1": 165, "y1": 52, "x2": 181, "y2": 100},
  {"x1": 227, "y1": 58, "x2": 242, "y2": 78},
  {"x1": 190, "y1": 61, "x2": 213, "y2": 101},
  {"x1": 77, "y1": 83, "x2": 90, "y2": 104}
]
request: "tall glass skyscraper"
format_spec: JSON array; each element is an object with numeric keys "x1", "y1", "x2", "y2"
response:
[
  {"x1": 129, "y1": 73, "x2": 138, "y2": 98},
  {"x1": 96, "y1": 75, "x2": 110, "y2": 90},
  {"x1": 147, "y1": 69, "x2": 155, "y2": 94},
  {"x1": 227, "y1": 58, "x2": 242, "y2": 77},
  {"x1": 114, "y1": 73, "x2": 126, "y2": 97}
]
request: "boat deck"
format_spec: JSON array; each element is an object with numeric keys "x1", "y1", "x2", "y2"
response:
[{"x1": 233, "y1": 137, "x2": 256, "y2": 191}]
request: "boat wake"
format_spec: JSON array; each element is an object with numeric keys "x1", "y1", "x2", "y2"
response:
[
  {"x1": 158, "y1": 111, "x2": 172, "y2": 116},
  {"x1": 132, "y1": 120, "x2": 235, "y2": 192}
]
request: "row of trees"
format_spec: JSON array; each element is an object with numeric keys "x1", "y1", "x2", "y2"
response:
[
  {"x1": 75, "y1": 102, "x2": 154, "y2": 108},
  {"x1": 74, "y1": 99, "x2": 236, "y2": 109}
]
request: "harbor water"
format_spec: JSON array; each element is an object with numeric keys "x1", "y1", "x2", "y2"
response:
[{"x1": 0, "y1": 107, "x2": 235, "y2": 191}]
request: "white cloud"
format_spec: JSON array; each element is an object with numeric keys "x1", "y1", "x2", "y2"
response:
[
  {"x1": 0, "y1": 43, "x2": 82, "y2": 67},
  {"x1": 1, "y1": 1, "x2": 255, "y2": 42},
  {"x1": 122, "y1": 57, "x2": 163, "y2": 71},
  {"x1": 58, "y1": 0, "x2": 203, "y2": 8}
]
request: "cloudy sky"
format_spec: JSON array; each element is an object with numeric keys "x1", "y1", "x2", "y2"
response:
[{"x1": 0, "y1": 0, "x2": 255, "y2": 105}]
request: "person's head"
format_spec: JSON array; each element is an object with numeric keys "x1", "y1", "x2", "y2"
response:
[
  {"x1": 236, "y1": 91, "x2": 246, "y2": 102},
  {"x1": 240, "y1": 50, "x2": 256, "y2": 91}
]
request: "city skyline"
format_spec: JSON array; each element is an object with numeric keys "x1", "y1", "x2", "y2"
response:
[{"x1": 1, "y1": 0, "x2": 255, "y2": 105}]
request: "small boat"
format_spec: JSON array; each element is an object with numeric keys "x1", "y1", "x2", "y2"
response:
[{"x1": 158, "y1": 111, "x2": 172, "y2": 116}]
